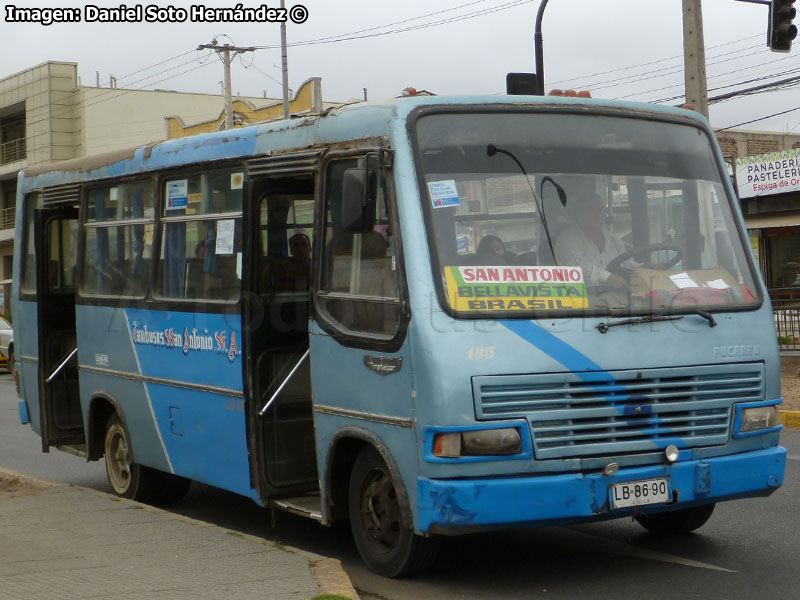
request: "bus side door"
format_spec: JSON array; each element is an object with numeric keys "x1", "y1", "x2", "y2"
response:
[
  {"x1": 245, "y1": 174, "x2": 317, "y2": 498},
  {"x1": 34, "y1": 206, "x2": 84, "y2": 450}
]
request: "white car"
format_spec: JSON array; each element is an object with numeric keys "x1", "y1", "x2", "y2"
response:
[{"x1": 0, "y1": 317, "x2": 14, "y2": 376}]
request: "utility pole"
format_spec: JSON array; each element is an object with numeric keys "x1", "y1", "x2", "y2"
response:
[
  {"x1": 197, "y1": 41, "x2": 256, "y2": 130},
  {"x1": 280, "y1": 0, "x2": 290, "y2": 119},
  {"x1": 682, "y1": 0, "x2": 709, "y2": 119}
]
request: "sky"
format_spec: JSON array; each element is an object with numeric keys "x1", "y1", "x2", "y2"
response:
[{"x1": 3, "y1": 0, "x2": 799, "y2": 133}]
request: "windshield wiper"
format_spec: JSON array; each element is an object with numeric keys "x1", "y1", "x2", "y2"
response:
[
  {"x1": 596, "y1": 315, "x2": 683, "y2": 333},
  {"x1": 597, "y1": 310, "x2": 717, "y2": 333},
  {"x1": 486, "y1": 144, "x2": 564, "y2": 265},
  {"x1": 690, "y1": 309, "x2": 717, "y2": 327}
]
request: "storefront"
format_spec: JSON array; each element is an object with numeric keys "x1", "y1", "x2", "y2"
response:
[{"x1": 736, "y1": 148, "x2": 800, "y2": 303}]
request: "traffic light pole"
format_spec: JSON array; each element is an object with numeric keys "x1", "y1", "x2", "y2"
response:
[{"x1": 534, "y1": 0, "x2": 550, "y2": 95}]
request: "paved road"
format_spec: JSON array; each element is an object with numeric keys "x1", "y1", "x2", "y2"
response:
[{"x1": 2, "y1": 372, "x2": 798, "y2": 599}]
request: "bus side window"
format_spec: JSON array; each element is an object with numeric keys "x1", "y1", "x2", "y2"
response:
[
  {"x1": 48, "y1": 219, "x2": 79, "y2": 291},
  {"x1": 258, "y1": 195, "x2": 313, "y2": 294},
  {"x1": 157, "y1": 168, "x2": 244, "y2": 302},
  {"x1": 82, "y1": 182, "x2": 154, "y2": 298},
  {"x1": 20, "y1": 192, "x2": 43, "y2": 294},
  {"x1": 318, "y1": 157, "x2": 401, "y2": 338}
]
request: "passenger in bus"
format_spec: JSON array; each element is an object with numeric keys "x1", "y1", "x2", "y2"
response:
[
  {"x1": 476, "y1": 234, "x2": 509, "y2": 265},
  {"x1": 289, "y1": 232, "x2": 311, "y2": 262},
  {"x1": 553, "y1": 192, "x2": 629, "y2": 288},
  {"x1": 287, "y1": 232, "x2": 312, "y2": 291}
]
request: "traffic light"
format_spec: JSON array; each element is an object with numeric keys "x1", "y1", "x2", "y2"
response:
[{"x1": 769, "y1": 0, "x2": 798, "y2": 52}]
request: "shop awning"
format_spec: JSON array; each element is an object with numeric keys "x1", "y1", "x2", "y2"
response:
[{"x1": 745, "y1": 212, "x2": 800, "y2": 229}]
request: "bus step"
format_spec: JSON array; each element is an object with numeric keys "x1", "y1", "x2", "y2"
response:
[
  {"x1": 56, "y1": 444, "x2": 88, "y2": 458},
  {"x1": 270, "y1": 495, "x2": 323, "y2": 521}
]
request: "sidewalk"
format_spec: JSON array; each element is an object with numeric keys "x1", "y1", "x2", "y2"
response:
[
  {"x1": 0, "y1": 468, "x2": 358, "y2": 600},
  {"x1": 781, "y1": 411, "x2": 800, "y2": 429}
]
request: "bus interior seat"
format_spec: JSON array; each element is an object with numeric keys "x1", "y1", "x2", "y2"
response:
[{"x1": 203, "y1": 255, "x2": 241, "y2": 300}]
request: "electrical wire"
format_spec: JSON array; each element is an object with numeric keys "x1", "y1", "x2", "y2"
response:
[
  {"x1": 252, "y1": 0, "x2": 536, "y2": 50},
  {"x1": 549, "y1": 34, "x2": 764, "y2": 87},
  {"x1": 716, "y1": 106, "x2": 800, "y2": 131}
]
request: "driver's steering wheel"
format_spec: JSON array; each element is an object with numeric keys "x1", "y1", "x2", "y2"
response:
[{"x1": 605, "y1": 243, "x2": 683, "y2": 277}]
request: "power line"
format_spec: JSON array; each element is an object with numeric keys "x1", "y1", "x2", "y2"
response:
[
  {"x1": 253, "y1": 0, "x2": 536, "y2": 49},
  {"x1": 598, "y1": 45, "x2": 775, "y2": 95},
  {"x1": 272, "y1": 0, "x2": 496, "y2": 47},
  {"x1": 636, "y1": 56, "x2": 800, "y2": 104},
  {"x1": 716, "y1": 106, "x2": 800, "y2": 131},
  {"x1": 549, "y1": 34, "x2": 764, "y2": 87},
  {"x1": 24, "y1": 60, "x2": 217, "y2": 130},
  {"x1": 617, "y1": 54, "x2": 800, "y2": 103},
  {"x1": 554, "y1": 39, "x2": 765, "y2": 90},
  {"x1": 112, "y1": 49, "x2": 198, "y2": 85}
]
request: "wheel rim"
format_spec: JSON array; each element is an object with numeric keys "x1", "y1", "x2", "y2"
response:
[
  {"x1": 105, "y1": 423, "x2": 132, "y2": 494},
  {"x1": 359, "y1": 466, "x2": 401, "y2": 551}
]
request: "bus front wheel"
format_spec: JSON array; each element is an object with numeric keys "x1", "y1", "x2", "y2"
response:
[
  {"x1": 635, "y1": 503, "x2": 715, "y2": 534},
  {"x1": 103, "y1": 413, "x2": 190, "y2": 503},
  {"x1": 348, "y1": 446, "x2": 439, "y2": 577}
]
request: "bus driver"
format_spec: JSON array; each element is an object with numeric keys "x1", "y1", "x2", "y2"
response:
[{"x1": 553, "y1": 191, "x2": 629, "y2": 289}]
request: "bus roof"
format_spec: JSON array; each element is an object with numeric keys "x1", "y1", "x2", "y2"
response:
[{"x1": 19, "y1": 94, "x2": 708, "y2": 191}]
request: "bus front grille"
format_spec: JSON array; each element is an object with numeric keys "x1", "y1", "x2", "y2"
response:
[{"x1": 472, "y1": 363, "x2": 764, "y2": 460}]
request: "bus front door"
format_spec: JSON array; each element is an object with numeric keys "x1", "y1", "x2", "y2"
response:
[
  {"x1": 245, "y1": 176, "x2": 319, "y2": 506},
  {"x1": 34, "y1": 207, "x2": 83, "y2": 451}
]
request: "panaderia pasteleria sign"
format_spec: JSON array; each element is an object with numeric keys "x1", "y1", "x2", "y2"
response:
[{"x1": 735, "y1": 148, "x2": 800, "y2": 199}]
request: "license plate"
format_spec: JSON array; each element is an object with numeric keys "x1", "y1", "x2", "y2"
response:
[{"x1": 609, "y1": 477, "x2": 670, "y2": 509}]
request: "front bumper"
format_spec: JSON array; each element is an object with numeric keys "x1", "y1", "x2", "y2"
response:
[{"x1": 417, "y1": 446, "x2": 786, "y2": 533}]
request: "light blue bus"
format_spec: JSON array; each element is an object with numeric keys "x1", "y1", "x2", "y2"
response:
[{"x1": 13, "y1": 95, "x2": 786, "y2": 576}]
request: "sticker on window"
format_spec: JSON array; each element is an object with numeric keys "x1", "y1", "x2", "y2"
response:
[
  {"x1": 216, "y1": 219, "x2": 235, "y2": 255},
  {"x1": 166, "y1": 180, "x2": 188, "y2": 211},
  {"x1": 444, "y1": 266, "x2": 589, "y2": 311},
  {"x1": 231, "y1": 172, "x2": 244, "y2": 190},
  {"x1": 428, "y1": 180, "x2": 460, "y2": 208}
]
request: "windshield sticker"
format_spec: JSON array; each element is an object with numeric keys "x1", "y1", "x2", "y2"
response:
[
  {"x1": 428, "y1": 180, "x2": 461, "y2": 208},
  {"x1": 444, "y1": 266, "x2": 589, "y2": 311}
]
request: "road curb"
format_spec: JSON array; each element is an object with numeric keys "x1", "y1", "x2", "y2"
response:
[
  {"x1": 780, "y1": 410, "x2": 800, "y2": 430},
  {"x1": 0, "y1": 467, "x2": 360, "y2": 600}
]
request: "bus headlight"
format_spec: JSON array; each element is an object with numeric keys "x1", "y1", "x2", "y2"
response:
[
  {"x1": 433, "y1": 428, "x2": 522, "y2": 458},
  {"x1": 740, "y1": 405, "x2": 780, "y2": 433}
]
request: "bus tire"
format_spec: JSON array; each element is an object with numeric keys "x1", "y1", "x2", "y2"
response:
[
  {"x1": 348, "y1": 446, "x2": 439, "y2": 577},
  {"x1": 103, "y1": 413, "x2": 165, "y2": 503},
  {"x1": 635, "y1": 503, "x2": 715, "y2": 534}
]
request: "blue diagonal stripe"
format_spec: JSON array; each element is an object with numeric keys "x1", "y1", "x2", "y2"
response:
[{"x1": 500, "y1": 319, "x2": 614, "y2": 383}]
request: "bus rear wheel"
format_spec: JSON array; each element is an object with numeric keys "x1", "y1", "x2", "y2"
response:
[
  {"x1": 635, "y1": 503, "x2": 716, "y2": 534},
  {"x1": 348, "y1": 446, "x2": 439, "y2": 577},
  {"x1": 103, "y1": 413, "x2": 190, "y2": 504}
]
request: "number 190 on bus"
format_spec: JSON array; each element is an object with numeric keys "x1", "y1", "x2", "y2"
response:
[{"x1": 610, "y1": 478, "x2": 670, "y2": 509}]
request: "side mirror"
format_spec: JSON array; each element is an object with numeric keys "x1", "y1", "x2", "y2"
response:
[{"x1": 340, "y1": 163, "x2": 377, "y2": 233}]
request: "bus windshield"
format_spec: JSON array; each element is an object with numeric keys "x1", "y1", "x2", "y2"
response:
[{"x1": 414, "y1": 111, "x2": 760, "y2": 316}]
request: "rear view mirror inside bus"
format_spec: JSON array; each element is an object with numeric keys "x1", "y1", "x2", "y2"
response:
[{"x1": 340, "y1": 166, "x2": 377, "y2": 233}]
